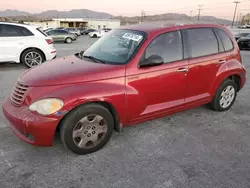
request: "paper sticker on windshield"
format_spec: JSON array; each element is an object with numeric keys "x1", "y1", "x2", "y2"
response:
[{"x1": 122, "y1": 33, "x2": 143, "y2": 41}]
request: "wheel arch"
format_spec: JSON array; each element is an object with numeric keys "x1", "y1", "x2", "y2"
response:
[
  {"x1": 65, "y1": 37, "x2": 73, "y2": 42},
  {"x1": 19, "y1": 47, "x2": 46, "y2": 63},
  {"x1": 228, "y1": 75, "x2": 241, "y2": 92},
  {"x1": 56, "y1": 100, "x2": 122, "y2": 134},
  {"x1": 211, "y1": 73, "x2": 242, "y2": 97}
]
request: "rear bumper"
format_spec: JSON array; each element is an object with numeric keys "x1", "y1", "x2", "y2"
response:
[
  {"x1": 45, "y1": 49, "x2": 57, "y2": 61},
  {"x1": 2, "y1": 97, "x2": 60, "y2": 146}
]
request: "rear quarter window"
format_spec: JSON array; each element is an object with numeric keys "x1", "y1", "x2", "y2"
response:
[{"x1": 214, "y1": 29, "x2": 234, "y2": 52}]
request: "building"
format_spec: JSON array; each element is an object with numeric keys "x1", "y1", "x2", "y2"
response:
[
  {"x1": 25, "y1": 18, "x2": 120, "y2": 30},
  {"x1": 242, "y1": 14, "x2": 250, "y2": 25}
]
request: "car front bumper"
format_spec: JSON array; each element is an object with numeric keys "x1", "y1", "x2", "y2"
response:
[{"x1": 2, "y1": 97, "x2": 60, "y2": 146}]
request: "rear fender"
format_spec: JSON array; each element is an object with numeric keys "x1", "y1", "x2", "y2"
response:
[{"x1": 209, "y1": 60, "x2": 244, "y2": 97}]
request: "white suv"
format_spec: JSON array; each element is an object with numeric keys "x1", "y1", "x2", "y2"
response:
[
  {"x1": 0, "y1": 22, "x2": 57, "y2": 68},
  {"x1": 89, "y1": 30, "x2": 107, "y2": 38}
]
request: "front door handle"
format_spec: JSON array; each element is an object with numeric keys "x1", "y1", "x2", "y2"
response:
[
  {"x1": 176, "y1": 68, "x2": 189, "y2": 72},
  {"x1": 218, "y1": 59, "x2": 226, "y2": 64}
]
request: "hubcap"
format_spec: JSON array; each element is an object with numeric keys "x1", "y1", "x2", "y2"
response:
[
  {"x1": 72, "y1": 115, "x2": 108, "y2": 149},
  {"x1": 67, "y1": 38, "x2": 71, "y2": 43},
  {"x1": 220, "y1": 85, "x2": 235, "y2": 108},
  {"x1": 25, "y1": 52, "x2": 42, "y2": 67}
]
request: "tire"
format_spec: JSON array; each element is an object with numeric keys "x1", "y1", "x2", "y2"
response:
[
  {"x1": 21, "y1": 48, "x2": 45, "y2": 68},
  {"x1": 60, "y1": 104, "x2": 114, "y2": 155},
  {"x1": 209, "y1": 79, "x2": 238, "y2": 111},
  {"x1": 93, "y1": 34, "x2": 97, "y2": 38},
  {"x1": 65, "y1": 37, "x2": 72, "y2": 44}
]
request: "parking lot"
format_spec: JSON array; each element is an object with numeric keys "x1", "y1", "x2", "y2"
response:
[{"x1": 1, "y1": 35, "x2": 250, "y2": 188}]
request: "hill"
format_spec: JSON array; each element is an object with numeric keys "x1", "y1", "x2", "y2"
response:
[
  {"x1": 0, "y1": 9, "x2": 113, "y2": 19},
  {"x1": 0, "y1": 9, "x2": 30, "y2": 17},
  {"x1": 0, "y1": 9, "x2": 231, "y2": 25},
  {"x1": 116, "y1": 13, "x2": 232, "y2": 25}
]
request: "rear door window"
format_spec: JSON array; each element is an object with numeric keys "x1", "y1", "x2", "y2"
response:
[
  {"x1": 48, "y1": 30, "x2": 58, "y2": 35},
  {"x1": 186, "y1": 28, "x2": 219, "y2": 58}
]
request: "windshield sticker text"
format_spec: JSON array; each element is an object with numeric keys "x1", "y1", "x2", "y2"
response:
[{"x1": 122, "y1": 33, "x2": 143, "y2": 41}]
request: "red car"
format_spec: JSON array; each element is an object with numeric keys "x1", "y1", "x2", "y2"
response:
[{"x1": 2, "y1": 21, "x2": 246, "y2": 155}]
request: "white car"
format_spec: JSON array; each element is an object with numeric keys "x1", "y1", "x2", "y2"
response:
[
  {"x1": 88, "y1": 30, "x2": 107, "y2": 38},
  {"x1": 0, "y1": 22, "x2": 57, "y2": 68},
  {"x1": 65, "y1": 28, "x2": 81, "y2": 36}
]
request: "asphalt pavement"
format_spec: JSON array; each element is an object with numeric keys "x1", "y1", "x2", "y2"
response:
[{"x1": 1, "y1": 36, "x2": 250, "y2": 188}]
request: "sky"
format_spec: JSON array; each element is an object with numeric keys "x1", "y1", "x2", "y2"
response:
[{"x1": 1, "y1": 0, "x2": 250, "y2": 19}]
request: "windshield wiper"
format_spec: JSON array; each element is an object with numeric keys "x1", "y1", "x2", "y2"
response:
[{"x1": 83, "y1": 55, "x2": 106, "y2": 64}]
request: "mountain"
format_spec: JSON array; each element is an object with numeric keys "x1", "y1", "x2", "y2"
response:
[
  {"x1": 116, "y1": 13, "x2": 232, "y2": 26},
  {"x1": 35, "y1": 9, "x2": 113, "y2": 19},
  {"x1": 0, "y1": 9, "x2": 113, "y2": 19},
  {"x1": 0, "y1": 9, "x2": 29, "y2": 17},
  {"x1": 0, "y1": 9, "x2": 231, "y2": 25},
  {"x1": 192, "y1": 16, "x2": 232, "y2": 25}
]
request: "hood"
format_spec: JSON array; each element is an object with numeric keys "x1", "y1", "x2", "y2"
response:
[{"x1": 19, "y1": 55, "x2": 126, "y2": 86}]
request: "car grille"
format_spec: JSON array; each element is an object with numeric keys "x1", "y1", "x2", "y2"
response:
[{"x1": 11, "y1": 82, "x2": 29, "y2": 106}]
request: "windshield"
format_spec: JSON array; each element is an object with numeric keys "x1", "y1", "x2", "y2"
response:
[{"x1": 83, "y1": 29, "x2": 146, "y2": 64}]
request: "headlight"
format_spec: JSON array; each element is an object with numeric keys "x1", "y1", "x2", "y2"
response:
[{"x1": 29, "y1": 98, "x2": 64, "y2": 115}]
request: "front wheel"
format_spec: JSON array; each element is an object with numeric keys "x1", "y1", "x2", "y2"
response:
[
  {"x1": 209, "y1": 79, "x2": 237, "y2": 111},
  {"x1": 65, "y1": 37, "x2": 72, "y2": 44},
  {"x1": 60, "y1": 104, "x2": 114, "y2": 155}
]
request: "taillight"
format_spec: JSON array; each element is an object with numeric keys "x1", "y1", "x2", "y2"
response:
[{"x1": 45, "y1": 39, "x2": 53, "y2": 44}]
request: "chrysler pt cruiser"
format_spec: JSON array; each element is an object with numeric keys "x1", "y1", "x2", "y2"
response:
[{"x1": 2, "y1": 21, "x2": 246, "y2": 155}]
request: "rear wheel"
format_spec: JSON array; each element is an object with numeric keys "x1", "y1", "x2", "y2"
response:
[
  {"x1": 21, "y1": 49, "x2": 45, "y2": 68},
  {"x1": 209, "y1": 79, "x2": 237, "y2": 111},
  {"x1": 93, "y1": 34, "x2": 97, "y2": 38},
  {"x1": 60, "y1": 104, "x2": 114, "y2": 155},
  {"x1": 65, "y1": 37, "x2": 72, "y2": 44}
]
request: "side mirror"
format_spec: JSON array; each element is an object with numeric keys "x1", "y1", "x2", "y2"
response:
[{"x1": 139, "y1": 55, "x2": 164, "y2": 68}]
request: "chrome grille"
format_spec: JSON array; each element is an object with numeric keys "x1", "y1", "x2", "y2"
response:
[{"x1": 11, "y1": 82, "x2": 29, "y2": 106}]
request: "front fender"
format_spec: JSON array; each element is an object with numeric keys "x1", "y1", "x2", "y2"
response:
[
  {"x1": 209, "y1": 60, "x2": 245, "y2": 97},
  {"x1": 41, "y1": 79, "x2": 127, "y2": 124}
]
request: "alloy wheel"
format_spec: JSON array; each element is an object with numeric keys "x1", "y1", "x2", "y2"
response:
[
  {"x1": 24, "y1": 52, "x2": 42, "y2": 67},
  {"x1": 219, "y1": 85, "x2": 235, "y2": 109}
]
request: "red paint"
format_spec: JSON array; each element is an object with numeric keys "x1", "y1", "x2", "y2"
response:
[{"x1": 2, "y1": 22, "x2": 246, "y2": 146}]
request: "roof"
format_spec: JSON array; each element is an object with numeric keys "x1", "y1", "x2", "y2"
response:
[
  {"x1": 0, "y1": 21, "x2": 40, "y2": 28},
  {"x1": 119, "y1": 20, "x2": 223, "y2": 33}
]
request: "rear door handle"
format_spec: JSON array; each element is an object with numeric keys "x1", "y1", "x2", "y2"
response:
[
  {"x1": 218, "y1": 59, "x2": 226, "y2": 64},
  {"x1": 176, "y1": 68, "x2": 189, "y2": 72}
]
